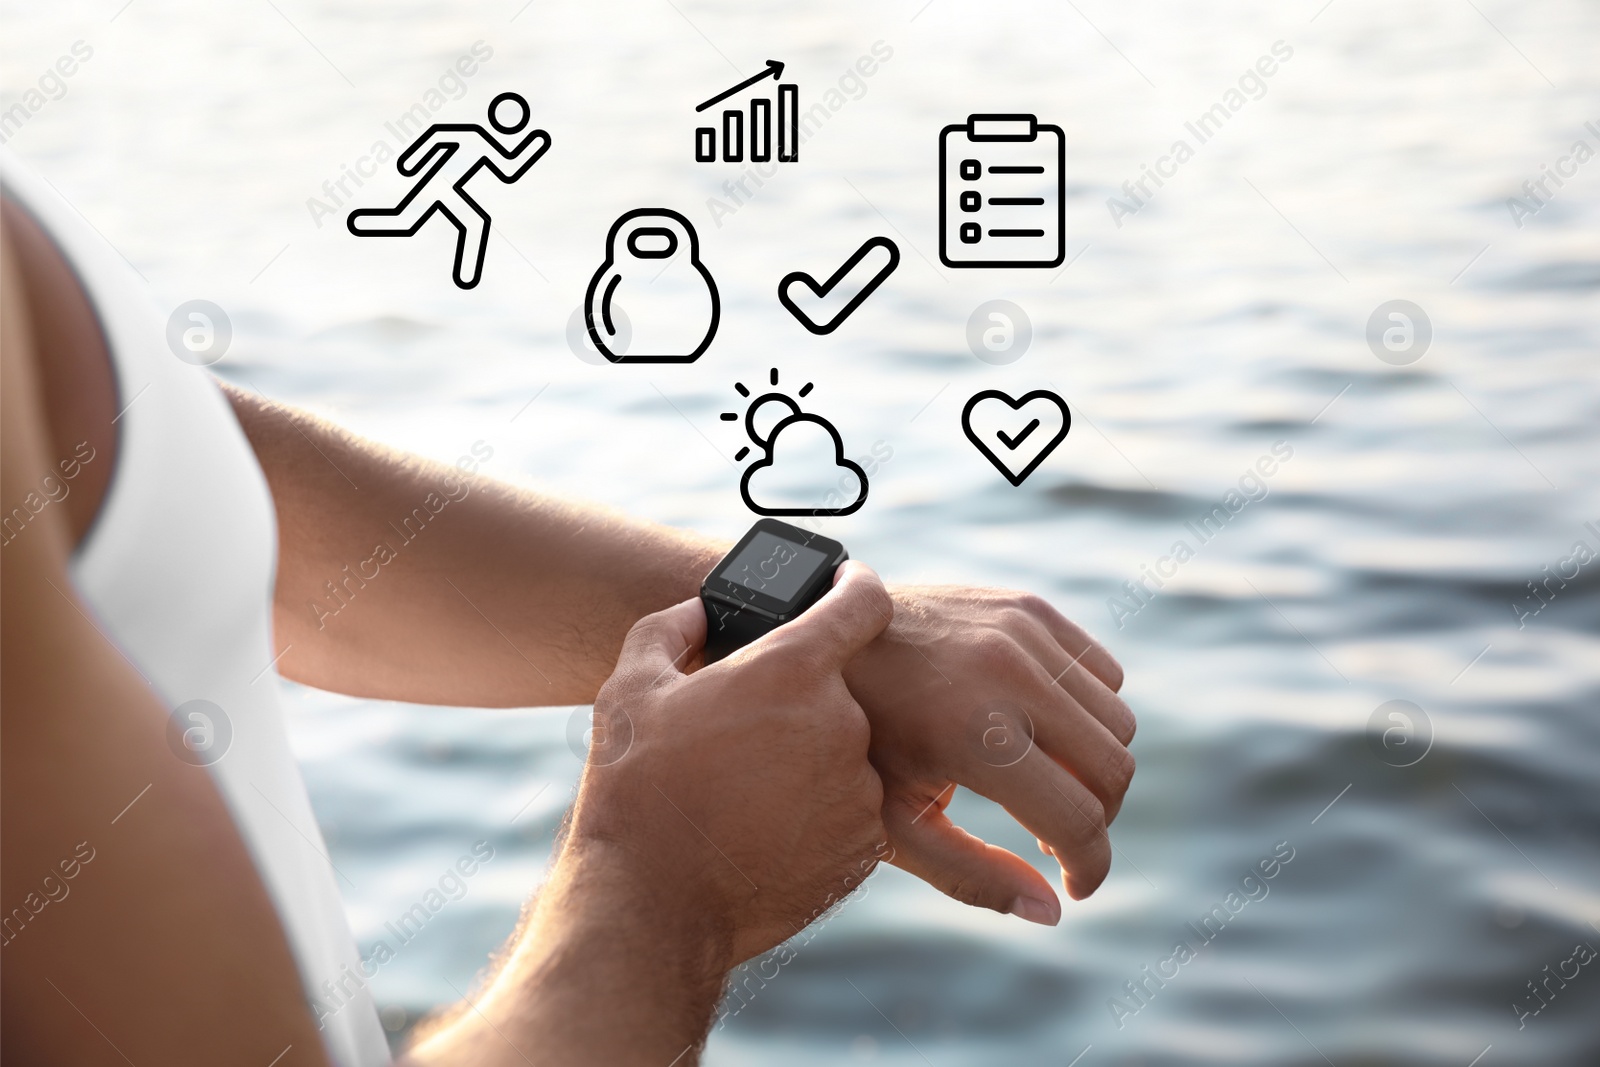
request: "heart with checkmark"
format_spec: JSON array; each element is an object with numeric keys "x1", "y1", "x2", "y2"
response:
[{"x1": 961, "y1": 389, "x2": 1070, "y2": 486}]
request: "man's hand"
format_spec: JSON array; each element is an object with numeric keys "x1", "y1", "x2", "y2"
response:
[
  {"x1": 571, "y1": 559, "x2": 894, "y2": 965},
  {"x1": 844, "y1": 586, "x2": 1134, "y2": 925},
  {"x1": 408, "y1": 563, "x2": 895, "y2": 1066}
]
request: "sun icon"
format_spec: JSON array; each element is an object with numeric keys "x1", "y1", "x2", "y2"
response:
[
  {"x1": 720, "y1": 367, "x2": 816, "y2": 461},
  {"x1": 720, "y1": 368, "x2": 867, "y2": 517}
]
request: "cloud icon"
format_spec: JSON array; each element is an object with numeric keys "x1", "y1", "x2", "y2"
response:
[{"x1": 740, "y1": 412, "x2": 868, "y2": 516}]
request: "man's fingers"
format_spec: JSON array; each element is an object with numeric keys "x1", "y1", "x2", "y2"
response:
[
  {"x1": 1018, "y1": 664, "x2": 1136, "y2": 824},
  {"x1": 881, "y1": 789, "x2": 1061, "y2": 925},
  {"x1": 1003, "y1": 615, "x2": 1135, "y2": 750},
  {"x1": 1027, "y1": 598, "x2": 1125, "y2": 693},
  {"x1": 978, "y1": 640, "x2": 1134, "y2": 824},
  {"x1": 969, "y1": 748, "x2": 1114, "y2": 901},
  {"x1": 1032, "y1": 706, "x2": 1135, "y2": 826},
  {"x1": 1025, "y1": 623, "x2": 1137, "y2": 746},
  {"x1": 770, "y1": 561, "x2": 892, "y2": 672},
  {"x1": 616, "y1": 598, "x2": 705, "y2": 685}
]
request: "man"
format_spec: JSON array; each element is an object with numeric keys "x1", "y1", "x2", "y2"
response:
[{"x1": 2, "y1": 166, "x2": 1133, "y2": 1064}]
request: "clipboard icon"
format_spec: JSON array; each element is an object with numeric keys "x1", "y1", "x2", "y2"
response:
[{"x1": 939, "y1": 114, "x2": 1064, "y2": 268}]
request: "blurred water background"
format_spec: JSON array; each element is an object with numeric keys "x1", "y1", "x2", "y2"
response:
[{"x1": 5, "y1": 0, "x2": 1599, "y2": 1063}]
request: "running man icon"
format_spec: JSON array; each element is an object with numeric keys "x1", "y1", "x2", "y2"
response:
[{"x1": 347, "y1": 92, "x2": 550, "y2": 289}]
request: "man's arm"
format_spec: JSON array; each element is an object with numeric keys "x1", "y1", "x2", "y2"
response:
[
  {"x1": 226, "y1": 384, "x2": 1136, "y2": 921},
  {"x1": 224, "y1": 383, "x2": 724, "y2": 707}
]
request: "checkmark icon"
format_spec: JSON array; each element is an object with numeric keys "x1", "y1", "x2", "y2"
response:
[
  {"x1": 777, "y1": 237, "x2": 900, "y2": 335},
  {"x1": 996, "y1": 419, "x2": 1040, "y2": 450}
]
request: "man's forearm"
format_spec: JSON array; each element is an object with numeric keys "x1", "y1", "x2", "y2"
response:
[
  {"x1": 224, "y1": 384, "x2": 727, "y2": 706},
  {"x1": 402, "y1": 838, "x2": 731, "y2": 1067}
]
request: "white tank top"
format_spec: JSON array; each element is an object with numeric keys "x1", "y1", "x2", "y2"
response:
[{"x1": 1, "y1": 149, "x2": 391, "y2": 1067}]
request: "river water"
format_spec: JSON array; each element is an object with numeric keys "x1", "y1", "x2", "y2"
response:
[{"x1": 5, "y1": 0, "x2": 1598, "y2": 1063}]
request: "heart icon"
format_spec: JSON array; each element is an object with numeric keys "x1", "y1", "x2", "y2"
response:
[
  {"x1": 778, "y1": 237, "x2": 900, "y2": 335},
  {"x1": 961, "y1": 389, "x2": 1070, "y2": 486}
]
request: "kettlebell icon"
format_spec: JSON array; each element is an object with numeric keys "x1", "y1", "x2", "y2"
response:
[{"x1": 584, "y1": 208, "x2": 720, "y2": 363}]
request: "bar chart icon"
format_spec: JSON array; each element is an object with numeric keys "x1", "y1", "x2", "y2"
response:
[{"x1": 694, "y1": 60, "x2": 799, "y2": 164}]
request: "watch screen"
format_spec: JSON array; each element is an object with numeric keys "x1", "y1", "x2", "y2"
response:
[{"x1": 718, "y1": 531, "x2": 829, "y2": 603}]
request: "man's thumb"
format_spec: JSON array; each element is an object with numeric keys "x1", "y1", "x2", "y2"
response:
[
  {"x1": 616, "y1": 598, "x2": 705, "y2": 686},
  {"x1": 779, "y1": 561, "x2": 892, "y2": 669}
]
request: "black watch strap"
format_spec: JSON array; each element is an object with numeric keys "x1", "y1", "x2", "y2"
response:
[{"x1": 703, "y1": 600, "x2": 778, "y2": 664}]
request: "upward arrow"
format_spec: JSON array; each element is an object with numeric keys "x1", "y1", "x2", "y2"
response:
[{"x1": 695, "y1": 60, "x2": 786, "y2": 112}]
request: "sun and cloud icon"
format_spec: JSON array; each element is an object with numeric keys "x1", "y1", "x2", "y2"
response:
[{"x1": 722, "y1": 368, "x2": 868, "y2": 516}]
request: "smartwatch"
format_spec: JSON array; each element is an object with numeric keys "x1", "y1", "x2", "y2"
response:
[{"x1": 700, "y1": 518, "x2": 849, "y2": 663}]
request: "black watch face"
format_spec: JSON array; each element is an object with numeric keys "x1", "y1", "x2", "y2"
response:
[{"x1": 706, "y1": 519, "x2": 842, "y2": 616}]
